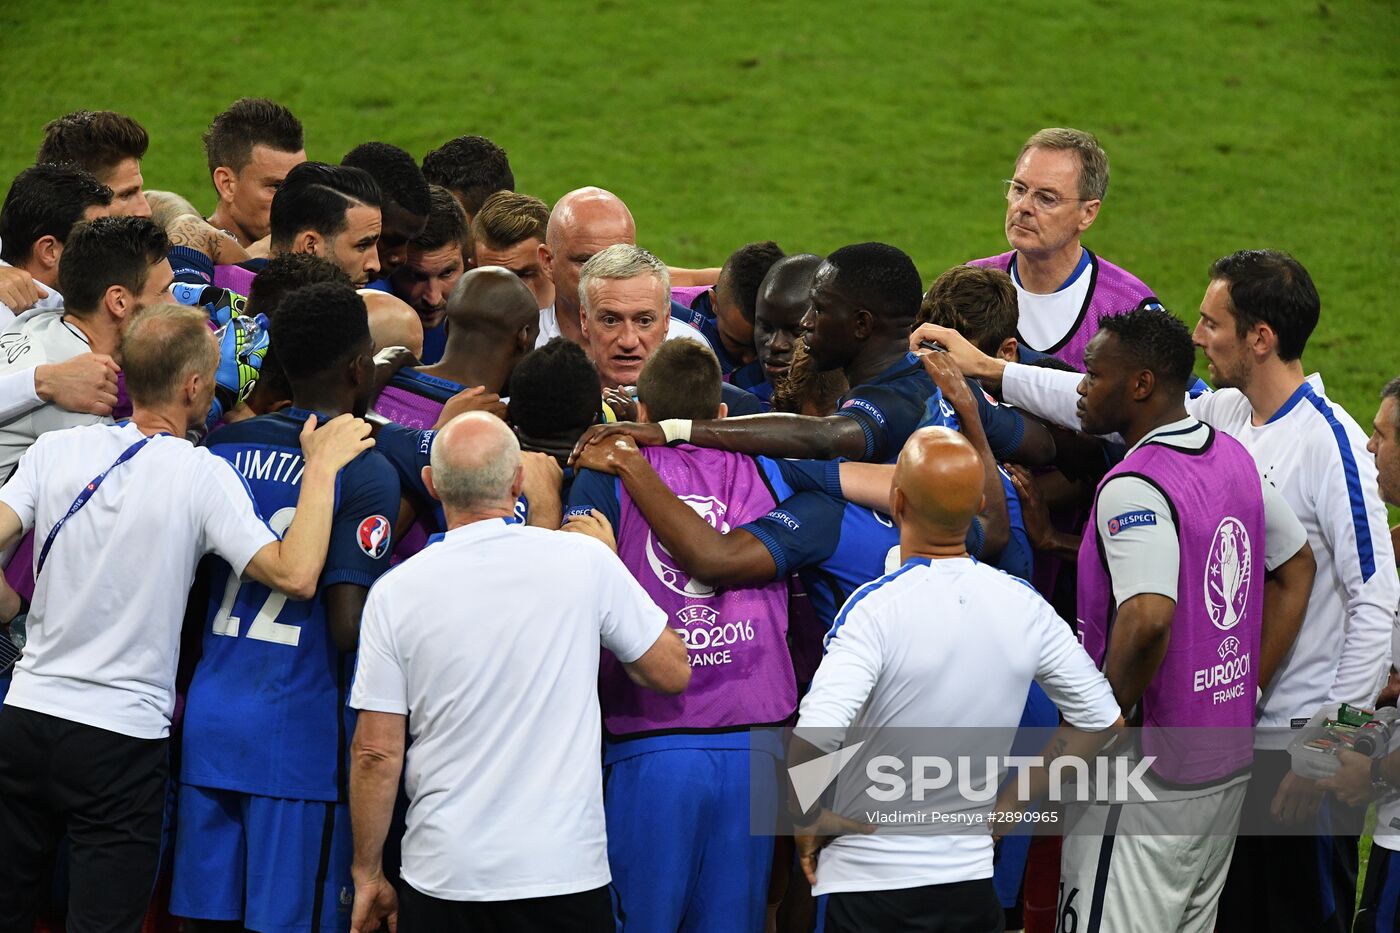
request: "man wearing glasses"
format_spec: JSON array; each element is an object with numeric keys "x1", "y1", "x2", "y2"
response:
[{"x1": 971, "y1": 127, "x2": 1161, "y2": 371}]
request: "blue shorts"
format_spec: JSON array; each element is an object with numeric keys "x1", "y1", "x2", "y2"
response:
[
  {"x1": 604, "y1": 745, "x2": 776, "y2": 933},
  {"x1": 169, "y1": 784, "x2": 352, "y2": 933}
]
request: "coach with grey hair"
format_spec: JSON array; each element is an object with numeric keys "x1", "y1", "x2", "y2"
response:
[{"x1": 347, "y1": 411, "x2": 690, "y2": 932}]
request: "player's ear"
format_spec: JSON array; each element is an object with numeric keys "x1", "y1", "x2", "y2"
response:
[
  {"x1": 996, "y1": 337, "x2": 1019, "y2": 362},
  {"x1": 853, "y1": 308, "x2": 875, "y2": 340},
  {"x1": 32, "y1": 235, "x2": 62, "y2": 275},
  {"x1": 421, "y1": 465, "x2": 441, "y2": 503},
  {"x1": 1077, "y1": 198, "x2": 1101, "y2": 233},
  {"x1": 636, "y1": 400, "x2": 649, "y2": 423},
  {"x1": 1133, "y1": 368, "x2": 1155, "y2": 401},
  {"x1": 510, "y1": 462, "x2": 525, "y2": 500},
  {"x1": 294, "y1": 230, "x2": 321, "y2": 256},
  {"x1": 212, "y1": 166, "x2": 237, "y2": 204},
  {"x1": 538, "y1": 242, "x2": 553, "y2": 278},
  {"x1": 890, "y1": 485, "x2": 906, "y2": 526},
  {"x1": 103, "y1": 283, "x2": 130, "y2": 320}
]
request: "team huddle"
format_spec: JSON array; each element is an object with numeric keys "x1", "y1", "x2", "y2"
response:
[{"x1": 0, "y1": 102, "x2": 1397, "y2": 933}]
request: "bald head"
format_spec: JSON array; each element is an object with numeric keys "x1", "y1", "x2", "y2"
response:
[
  {"x1": 546, "y1": 186, "x2": 637, "y2": 317},
  {"x1": 360, "y1": 289, "x2": 424, "y2": 359},
  {"x1": 891, "y1": 427, "x2": 985, "y2": 536},
  {"x1": 428, "y1": 411, "x2": 522, "y2": 512},
  {"x1": 759, "y1": 253, "x2": 822, "y2": 313},
  {"x1": 445, "y1": 265, "x2": 540, "y2": 335}
]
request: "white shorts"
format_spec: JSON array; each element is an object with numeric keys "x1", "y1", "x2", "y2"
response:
[{"x1": 1057, "y1": 780, "x2": 1247, "y2": 933}]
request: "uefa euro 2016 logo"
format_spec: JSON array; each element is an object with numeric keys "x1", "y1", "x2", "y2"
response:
[
  {"x1": 646, "y1": 495, "x2": 729, "y2": 597},
  {"x1": 1204, "y1": 516, "x2": 1252, "y2": 631}
]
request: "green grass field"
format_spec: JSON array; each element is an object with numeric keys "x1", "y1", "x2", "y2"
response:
[
  {"x1": 1, "y1": 0, "x2": 1396, "y2": 911},
  {"x1": 3, "y1": 0, "x2": 1396, "y2": 426}
]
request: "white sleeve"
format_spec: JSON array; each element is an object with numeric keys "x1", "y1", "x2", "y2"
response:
[
  {"x1": 1094, "y1": 475, "x2": 1180, "y2": 605},
  {"x1": 349, "y1": 589, "x2": 408, "y2": 714},
  {"x1": 1032, "y1": 599, "x2": 1121, "y2": 730},
  {"x1": 1260, "y1": 477, "x2": 1308, "y2": 571},
  {"x1": 594, "y1": 541, "x2": 667, "y2": 663},
  {"x1": 196, "y1": 453, "x2": 277, "y2": 576},
  {"x1": 0, "y1": 437, "x2": 40, "y2": 533},
  {"x1": 1313, "y1": 434, "x2": 1399, "y2": 705},
  {"x1": 796, "y1": 598, "x2": 884, "y2": 745},
  {"x1": 1000, "y1": 363, "x2": 1084, "y2": 431},
  {"x1": 0, "y1": 367, "x2": 42, "y2": 423}
]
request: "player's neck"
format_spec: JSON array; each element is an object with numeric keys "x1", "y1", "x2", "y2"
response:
[
  {"x1": 130, "y1": 405, "x2": 187, "y2": 437},
  {"x1": 556, "y1": 300, "x2": 584, "y2": 344},
  {"x1": 899, "y1": 535, "x2": 970, "y2": 562},
  {"x1": 445, "y1": 501, "x2": 518, "y2": 529},
  {"x1": 1015, "y1": 242, "x2": 1083, "y2": 295},
  {"x1": 844, "y1": 342, "x2": 910, "y2": 388},
  {"x1": 62, "y1": 312, "x2": 119, "y2": 358},
  {"x1": 1121, "y1": 401, "x2": 1191, "y2": 449},
  {"x1": 1244, "y1": 358, "x2": 1307, "y2": 427},
  {"x1": 421, "y1": 339, "x2": 509, "y2": 393},
  {"x1": 290, "y1": 385, "x2": 355, "y2": 418},
  {"x1": 207, "y1": 205, "x2": 252, "y2": 248},
  {"x1": 17, "y1": 260, "x2": 57, "y2": 292}
]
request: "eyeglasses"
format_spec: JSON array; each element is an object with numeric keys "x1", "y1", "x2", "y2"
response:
[{"x1": 1003, "y1": 179, "x2": 1092, "y2": 212}]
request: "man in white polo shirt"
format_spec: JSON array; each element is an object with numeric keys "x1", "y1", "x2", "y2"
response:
[
  {"x1": 792, "y1": 425, "x2": 1123, "y2": 932},
  {"x1": 347, "y1": 411, "x2": 690, "y2": 933},
  {"x1": 0, "y1": 304, "x2": 374, "y2": 932}
]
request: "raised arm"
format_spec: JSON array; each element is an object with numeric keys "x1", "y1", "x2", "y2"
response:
[
  {"x1": 920, "y1": 351, "x2": 1010, "y2": 560},
  {"x1": 243, "y1": 415, "x2": 375, "y2": 599}
]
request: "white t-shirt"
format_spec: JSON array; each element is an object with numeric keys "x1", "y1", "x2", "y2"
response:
[
  {"x1": 1003, "y1": 366, "x2": 1400, "y2": 744},
  {"x1": 350, "y1": 519, "x2": 667, "y2": 901},
  {"x1": 796, "y1": 557, "x2": 1120, "y2": 896},
  {"x1": 1010, "y1": 254, "x2": 1094, "y2": 353},
  {"x1": 0, "y1": 421, "x2": 276, "y2": 739},
  {"x1": 0, "y1": 308, "x2": 107, "y2": 481}
]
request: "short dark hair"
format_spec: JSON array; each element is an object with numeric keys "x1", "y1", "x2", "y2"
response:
[
  {"x1": 203, "y1": 98, "x2": 304, "y2": 176},
  {"x1": 412, "y1": 185, "x2": 469, "y2": 252},
  {"x1": 0, "y1": 164, "x2": 113, "y2": 265},
  {"x1": 122, "y1": 304, "x2": 218, "y2": 406},
  {"x1": 825, "y1": 242, "x2": 922, "y2": 326},
  {"x1": 342, "y1": 142, "x2": 431, "y2": 217},
  {"x1": 36, "y1": 110, "x2": 149, "y2": 176},
  {"x1": 246, "y1": 252, "x2": 351, "y2": 319},
  {"x1": 421, "y1": 135, "x2": 514, "y2": 214},
  {"x1": 718, "y1": 241, "x2": 785, "y2": 323},
  {"x1": 58, "y1": 217, "x2": 169, "y2": 315},
  {"x1": 1208, "y1": 250, "x2": 1319, "y2": 362},
  {"x1": 918, "y1": 265, "x2": 1019, "y2": 356},
  {"x1": 270, "y1": 282, "x2": 371, "y2": 381},
  {"x1": 269, "y1": 162, "x2": 382, "y2": 250},
  {"x1": 637, "y1": 340, "x2": 723, "y2": 421},
  {"x1": 471, "y1": 190, "x2": 548, "y2": 250},
  {"x1": 1096, "y1": 308, "x2": 1197, "y2": 391},
  {"x1": 1382, "y1": 376, "x2": 1400, "y2": 430},
  {"x1": 507, "y1": 338, "x2": 601, "y2": 439}
]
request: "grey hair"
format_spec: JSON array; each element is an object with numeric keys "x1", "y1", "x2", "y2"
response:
[
  {"x1": 1383, "y1": 376, "x2": 1400, "y2": 429},
  {"x1": 429, "y1": 414, "x2": 521, "y2": 509},
  {"x1": 578, "y1": 243, "x2": 670, "y2": 316},
  {"x1": 1019, "y1": 127, "x2": 1110, "y2": 201}
]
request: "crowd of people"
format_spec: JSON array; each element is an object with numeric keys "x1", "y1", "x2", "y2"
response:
[{"x1": 0, "y1": 101, "x2": 1395, "y2": 933}]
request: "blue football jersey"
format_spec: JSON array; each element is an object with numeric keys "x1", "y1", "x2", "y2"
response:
[{"x1": 181, "y1": 409, "x2": 400, "y2": 801}]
